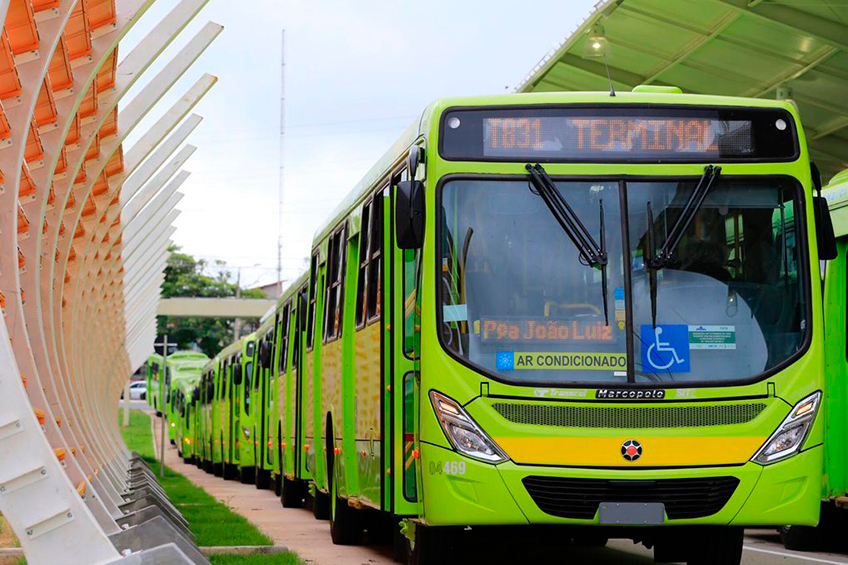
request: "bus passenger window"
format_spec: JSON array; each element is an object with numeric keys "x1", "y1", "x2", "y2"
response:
[
  {"x1": 307, "y1": 253, "x2": 318, "y2": 350},
  {"x1": 367, "y1": 194, "x2": 383, "y2": 322},
  {"x1": 280, "y1": 303, "x2": 290, "y2": 374},
  {"x1": 356, "y1": 201, "x2": 371, "y2": 327}
]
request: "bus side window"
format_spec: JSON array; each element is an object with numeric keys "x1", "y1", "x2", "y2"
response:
[
  {"x1": 307, "y1": 253, "x2": 319, "y2": 350},
  {"x1": 367, "y1": 192, "x2": 384, "y2": 322},
  {"x1": 356, "y1": 201, "x2": 371, "y2": 328},
  {"x1": 280, "y1": 303, "x2": 291, "y2": 374},
  {"x1": 324, "y1": 225, "x2": 347, "y2": 342}
]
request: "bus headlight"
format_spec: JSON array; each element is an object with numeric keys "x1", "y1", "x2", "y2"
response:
[
  {"x1": 430, "y1": 391, "x2": 508, "y2": 464},
  {"x1": 753, "y1": 392, "x2": 821, "y2": 465}
]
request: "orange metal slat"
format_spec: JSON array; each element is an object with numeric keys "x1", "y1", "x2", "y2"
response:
[
  {"x1": 34, "y1": 79, "x2": 58, "y2": 128},
  {"x1": 85, "y1": 133, "x2": 99, "y2": 161},
  {"x1": 91, "y1": 171, "x2": 108, "y2": 197},
  {"x1": 19, "y1": 164, "x2": 35, "y2": 201},
  {"x1": 96, "y1": 49, "x2": 116, "y2": 93},
  {"x1": 65, "y1": 0, "x2": 91, "y2": 62},
  {"x1": 79, "y1": 83, "x2": 97, "y2": 120},
  {"x1": 32, "y1": 0, "x2": 60, "y2": 13},
  {"x1": 17, "y1": 206, "x2": 29, "y2": 237},
  {"x1": 24, "y1": 121, "x2": 44, "y2": 165},
  {"x1": 87, "y1": 0, "x2": 115, "y2": 31},
  {"x1": 54, "y1": 145, "x2": 67, "y2": 176},
  {"x1": 49, "y1": 38, "x2": 73, "y2": 93},
  {"x1": 5, "y1": 0, "x2": 39, "y2": 56},
  {"x1": 65, "y1": 113, "x2": 81, "y2": 147},
  {"x1": 105, "y1": 146, "x2": 123, "y2": 176},
  {"x1": 0, "y1": 32, "x2": 21, "y2": 100},
  {"x1": 0, "y1": 107, "x2": 11, "y2": 144},
  {"x1": 99, "y1": 107, "x2": 117, "y2": 138}
]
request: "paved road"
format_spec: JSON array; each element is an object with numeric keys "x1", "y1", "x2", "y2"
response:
[{"x1": 147, "y1": 414, "x2": 848, "y2": 564}]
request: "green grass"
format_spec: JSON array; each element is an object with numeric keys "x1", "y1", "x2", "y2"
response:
[
  {"x1": 209, "y1": 555, "x2": 304, "y2": 565},
  {"x1": 121, "y1": 411, "x2": 304, "y2": 563}
]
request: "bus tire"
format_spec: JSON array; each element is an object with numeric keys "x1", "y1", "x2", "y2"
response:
[
  {"x1": 393, "y1": 520, "x2": 409, "y2": 562},
  {"x1": 686, "y1": 527, "x2": 743, "y2": 565},
  {"x1": 281, "y1": 476, "x2": 304, "y2": 508},
  {"x1": 214, "y1": 463, "x2": 223, "y2": 477},
  {"x1": 313, "y1": 489, "x2": 330, "y2": 520},
  {"x1": 778, "y1": 525, "x2": 821, "y2": 551},
  {"x1": 256, "y1": 468, "x2": 271, "y2": 490},
  {"x1": 240, "y1": 466, "x2": 256, "y2": 484},
  {"x1": 408, "y1": 525, "x2": 455, "y2": 565},
  {"x1": 274, "y1": 473, "x2": 282, "y2": 497},
  {"x1": 330, "y1": 461, "x2": 361, "y2": 545}
]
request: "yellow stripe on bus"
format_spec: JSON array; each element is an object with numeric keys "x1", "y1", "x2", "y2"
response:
[{"x1": 494, "y1": 435, "x2": 767, "y2": 467}]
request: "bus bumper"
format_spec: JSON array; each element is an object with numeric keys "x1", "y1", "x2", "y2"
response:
[{"x1": 420, "y1": 443, "x2": 821, "y2": 527}]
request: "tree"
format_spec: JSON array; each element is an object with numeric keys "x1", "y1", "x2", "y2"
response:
[{"x1": 157, "y1": 245, "x2": 265, "y2": 357}]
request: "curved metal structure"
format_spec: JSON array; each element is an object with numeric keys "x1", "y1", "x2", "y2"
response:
[{"x1": 0, "y1": 0, "x2": 220, "y2": 563}]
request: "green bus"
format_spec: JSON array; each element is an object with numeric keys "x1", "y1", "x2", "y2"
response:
[
  {"x1": 163, "y1": 353, "x2": 209, "y2": 445},
  {"x1": 146, "y1": 353, "x2": 163, "y2": 414},
  {"x1": 208, "y1": 334, "x2": 259, "y2": 483},
  {"x1": 172, "y1": 376, "x2": 200, "y2": 461},
  {"x1": 196, "y1": 88, "x2": 838, "y2": 564},
  {"x1": 252, "y1": 308, "x2": 278, "y2": 490}
]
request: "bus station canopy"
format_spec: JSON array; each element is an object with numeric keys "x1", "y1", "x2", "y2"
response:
[{"x1": 517, "y1": 0, "x2": 848, "y2": 181}]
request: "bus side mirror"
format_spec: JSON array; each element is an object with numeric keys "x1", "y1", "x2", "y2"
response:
[
  {"x1": 814, "y1": 196, "x2": 837, "y2": 260},
  {"x1": 396, "y1": 179, "x2": 425, "y2": 249}
]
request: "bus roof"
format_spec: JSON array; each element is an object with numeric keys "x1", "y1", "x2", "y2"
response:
[{"x1": 309, "y1": 90, "x2": 799, "y2": 251}]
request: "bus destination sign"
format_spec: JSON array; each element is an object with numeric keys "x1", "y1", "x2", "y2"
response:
[
  {"x1": 440, "y1": 106, "x2": 797, "y2": 162},
  {"x1": 484, "y1": 117, "x2": 752, "y2": 158}
]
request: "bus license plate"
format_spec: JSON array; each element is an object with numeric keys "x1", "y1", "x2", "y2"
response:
[{"x1": 598, "y1": 502, "x2": 665, "y2": 525}]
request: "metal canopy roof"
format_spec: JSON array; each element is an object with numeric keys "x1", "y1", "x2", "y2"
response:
[{"x1": 517, "y1": 0, "x2": 848, "y2": 181}]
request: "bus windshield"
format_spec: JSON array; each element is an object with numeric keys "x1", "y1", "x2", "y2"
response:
[{"x1": 438, "y1": 176, "x2": 807, "y2": 386}]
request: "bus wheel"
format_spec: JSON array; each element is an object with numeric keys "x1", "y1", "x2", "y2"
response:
[
  {"x1": 281, "y1": 476, "x2": 305, "y2": 508},
  {"x1": 407, "y1": 525, "x2": 455, "y2": 565},
  {"x1": 778, "y1": 525, "x2": 821, "y2": 551},
  {"x1": 330, "y1": 460, "x2": 361, "y2": 544},
  {"x1": 214, "y1": 463, "x2": 224, "y2": 477},
  {"x1": 256, "y1": 468, "x2": 271, "y2": 490},
  {"x1": 313, "y1": 489, "x2": 330, "y2": 520},
  {"x1": 686, "y1": 527, "x2": 743, "y2": 565},
  {"x1": 240, "y1": 466, "x2": 256, "y2": 484},
  {"x1": 274, "y1": 473, "x2": 282, "y2": 497}
]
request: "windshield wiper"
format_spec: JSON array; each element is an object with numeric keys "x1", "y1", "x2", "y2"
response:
[
  {"x1": 644, "y1": 165, "x2": 722, "y2": 328},
  {"x1": 526, "y1": 163, "x2": 609, "y2": 325},
  {"x1": 648, "y1": 165, "x2": 722, "y2": 270}
]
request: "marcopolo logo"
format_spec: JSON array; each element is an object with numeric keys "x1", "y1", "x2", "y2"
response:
[{"x1": 596, "y1": 389, "x2": 666, "y2": 400}]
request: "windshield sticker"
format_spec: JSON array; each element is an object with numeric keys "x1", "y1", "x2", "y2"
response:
[
  {"x1": 689, "y1": 325, "x2": 736, "y2": 350},
  {"x1": 533, "y1": 388, "x2": 588, "y2": 399},
  {"x1": 614, "y1": 287, "x2": 626, "y2": 330},
  {"x1": 481, "y1": 318, "x2": 613, "y2": 344},
  {"x1": 442, "y1": 304, "x2": 468, "y2": 323},
  {"x1": 496, "y1": 351, "x2": 626, "y2": 371},
  {"x1": 640, "y1": 324, "x2": 691, "y2": 373}
]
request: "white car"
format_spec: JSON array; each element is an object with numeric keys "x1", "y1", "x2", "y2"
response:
[{"x1": 125, "y1": 381, "x2": 147, "y2": 400}]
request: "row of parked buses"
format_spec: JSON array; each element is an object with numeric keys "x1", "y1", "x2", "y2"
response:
[{"x1": 144, "y1": 87, "x2": 848, "y2": 564}]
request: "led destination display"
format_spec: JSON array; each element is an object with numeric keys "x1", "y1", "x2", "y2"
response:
[{"x1": 441, "y1": 106, "x2": 797, "y2": 162}]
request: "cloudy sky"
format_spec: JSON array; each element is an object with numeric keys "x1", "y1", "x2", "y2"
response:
[{"x1": 120, "y1": 0, "x2": 598, "y2": 290}]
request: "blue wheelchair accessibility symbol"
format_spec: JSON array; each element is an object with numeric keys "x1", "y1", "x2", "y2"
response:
[{"x1": 640, "y1": 324, "x2": 690, "y2": 373}]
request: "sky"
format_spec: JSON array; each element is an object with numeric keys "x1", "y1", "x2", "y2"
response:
[{"x1": 119, "y1": 0, "x2": 598, "y2": 290}]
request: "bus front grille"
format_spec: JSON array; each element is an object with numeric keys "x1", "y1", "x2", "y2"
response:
[
  {"x1": 522, "y1": 476, "x2": 740, "y2": 520},
  {"x1": 492, "y1": 402, "x2": 765, "y2": 429}
]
